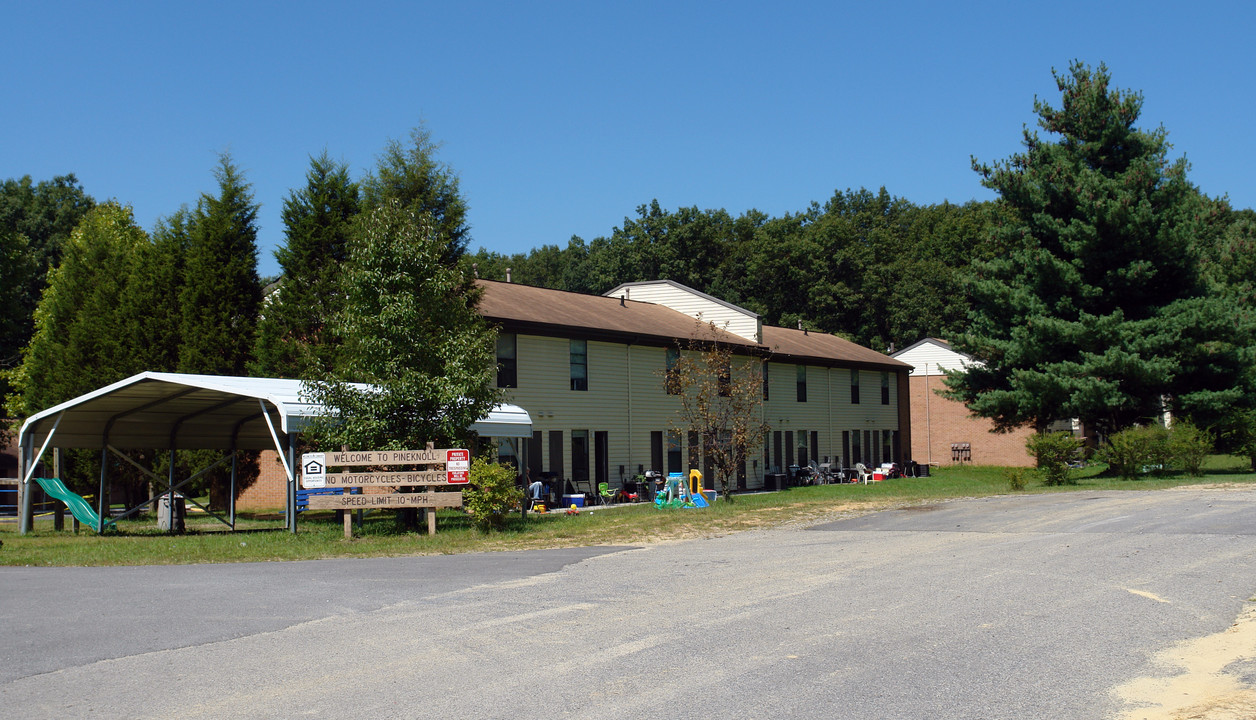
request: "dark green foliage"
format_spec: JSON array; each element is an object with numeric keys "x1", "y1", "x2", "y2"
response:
[
  {"x1": 177, "y1": 154, "x2": 262, "y2": 376},
  {"x1": 305, "y1": 201, "x2": 501, "y2": 452},
  {"x1": 5, "y1": 203, "x2": 147, "y2": 493},
  {"x1": 361, "y1": 125, "x2": 469, "y2": 264},
  {"x1": 464, "y1": 456, "x2": 523, "y2": 532},
  {"x1": 1025, "y1": 431, "x2": 1081, "y2": 486},
  {"x1": 121, "y1": 209, "x2": 189, "y2": 372},
  {"x1": 253, "y1": 152, "x2": 360, "y2": 378},
  {"x1": 946, "y1": 62, "x2": 1251, "y2": 435},
  {"x1": 0, "y1": 174, "x2": 95, "y2": 408},
  {"x1": 467, "y1": 190, "x2": 998, "y2": 353}
]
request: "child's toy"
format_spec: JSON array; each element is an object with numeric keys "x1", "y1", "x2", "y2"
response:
[{"x1": 565, "y1": 504, "x2": 580, "y2": 516}]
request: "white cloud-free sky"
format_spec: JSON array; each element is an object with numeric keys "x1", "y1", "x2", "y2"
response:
[{"x1": 6, "y1": 1, "x2": 1253, "y2": 277}]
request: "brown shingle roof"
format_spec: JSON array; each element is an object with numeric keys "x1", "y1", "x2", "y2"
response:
[
  {"x1": 761, "y1": 325, "x2": 911, "y2": 370},
  {"x1": 476, "y1": 280, "x2": 757, "y2": 348},
  {"x1": 477, "y1": 280, "x2": 908, "y2": 370}
]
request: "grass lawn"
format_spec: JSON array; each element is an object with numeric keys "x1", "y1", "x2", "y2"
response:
[{"x1": 3, "y1": 455, "x2": 1254, "y2": 567}]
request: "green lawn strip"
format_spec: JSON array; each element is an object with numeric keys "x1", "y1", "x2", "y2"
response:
[{"x1": 3, "y1": 457, "x2": 1254, "y2": 567}]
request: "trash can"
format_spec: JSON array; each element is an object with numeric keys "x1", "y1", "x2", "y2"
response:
[
  {"x1": 157, "y1": 492, "x2": 186, "y2": 532},
  {"x1": 919, "y1": 464, "x2": 931, "y2": 478}
]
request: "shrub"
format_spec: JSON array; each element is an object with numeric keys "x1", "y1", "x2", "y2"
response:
[
  {"x1": 1167, "y1": 420, "x2": 1212, "y2": 477},
  {"x1": 1026, "y1": 432, "x2": 1081, "y2": 486},
  {"x1": 1099, "y1": 425, "x2": 1169, "y2": 480},
  {"x1": 1003, "y1": 467, "x2": 1030, "y2": 491},
  {"x1": 463, "y1": 457, "x2": 522, "y2": 532}
]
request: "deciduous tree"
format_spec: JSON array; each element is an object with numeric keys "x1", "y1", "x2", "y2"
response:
[
  {"x1": 665, "y1": 322, "x2": 770, "y2": 502},
  {"x1": 305, "y1": 201, "x2": 500, "y2": 452}
]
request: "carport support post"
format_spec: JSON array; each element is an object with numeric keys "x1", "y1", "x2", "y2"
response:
[
  {"x1": 19, "y1": 432, "x2": 33, "y2": 534},
  {"x1": 287, "y1": 432, "x2": 297, "y2": 533},
  {"x1": 229, "y1": 445, "x2": 237, "y2": 530},
  {"x1": 166, "y1": 446, "x2": 176, "y2": 534},
  {"x1": 98, "y1": 446, "x2": 110, "y2": 533},
  {"x1": 53, "y1": 449, "x2": 64, "y2": 531}
]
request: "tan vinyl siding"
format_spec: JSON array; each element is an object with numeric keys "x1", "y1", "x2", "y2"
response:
[{"x1": 502, "y1": 335, "x2": 903, "y2": 493}]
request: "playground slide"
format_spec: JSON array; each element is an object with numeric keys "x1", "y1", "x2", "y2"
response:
[
  {"x1": 689, "y1": 492, "x2": 709, "y2": 508},
  {"x1": 33, "y1": 477, "x2": 113, "y2": 531}
]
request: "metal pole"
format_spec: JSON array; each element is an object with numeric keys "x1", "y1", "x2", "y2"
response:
[
  {"x1": 166, "y1": 446, "x2": 176, "y2": 534},
  {"x1": 229, "y1": 445, "x2": 237, "y2": 530},
  {"x1": 19, "y1": 431, "x2": 32, "y2": 534},
  {"x1": 97, "y1": 446, "x2": 109, "y2": 533},
  {"x1": 287, "y1": 432, "x2": 298, "y2": 533}
]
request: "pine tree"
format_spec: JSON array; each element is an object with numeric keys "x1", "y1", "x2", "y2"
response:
[
  {"x1": 947, "y1": 62, "x2": 1248, "y2": 434},
  {"x1": 252, "y1": 152, "x2": 359, "y2": 378},
  {"x1": 177, "y1": 154, "x2": 262, "y2": 376}
]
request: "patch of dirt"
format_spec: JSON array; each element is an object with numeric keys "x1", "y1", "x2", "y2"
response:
[{"x1": 1114, "y1": 604, "x2": 1256, "y2": 719}]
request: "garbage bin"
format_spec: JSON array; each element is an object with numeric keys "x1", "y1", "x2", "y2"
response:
[
  {"x1": 764, "y1": 472, "x2": 787, "y2": 491},
  {"x1": 919, "y1": 464, "x2": 931, "y2": 478},
  {"x1": 157, "y1": 492, "x2": 186, "y2": 532}
]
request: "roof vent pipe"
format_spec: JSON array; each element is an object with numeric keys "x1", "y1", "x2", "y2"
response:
[
  {"x1": 620, "y1": 294, "x2": 625, "y2": 307},
  {"x1": 506, "y1": 268, "x2": 512, "y2": 283}
]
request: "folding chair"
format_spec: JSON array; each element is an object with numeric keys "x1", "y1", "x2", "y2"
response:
[{"x1": 597, "y1": 482, "x2": 616, "y2": 506}]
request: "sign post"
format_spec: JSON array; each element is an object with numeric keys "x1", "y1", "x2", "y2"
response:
[{"x1": 301, "y1": 442, "x2": 468, "y2": 538}]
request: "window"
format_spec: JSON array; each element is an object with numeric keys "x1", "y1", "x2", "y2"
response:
[
  {"x1": 796, "y1": 365, "x2": 807, "y2": 402},
  {"x1": 665, "y1": 347, "x2": 680, "y2": 395},
  {"x1": 851, "y1": 430, "x2": 861, "y2": 465},
  {"x1": 762, "y1": 362, "x2": 769, "y2": 400},
  {"x1": 881, "y1": 371, "x2": 890, "y2": 405},
  {"x1": 883, "y1": 429, "x2": 893, "y2": 464},
  {"x1": 850, "y1": 369, "x2": 860, "y2": 404},
  {"x1": 570, "y1": 339, "x2": 587, "y2": 391},
  {"x1": 496, "y1": 333, "x2": 517, "y2": 388},
  {"x1": 718, "y1": 359, "x2": 731, "y2": 397}
]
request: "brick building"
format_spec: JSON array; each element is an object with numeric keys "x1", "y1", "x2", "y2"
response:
[{"x1": 892, "y1": 338, "x2": 1035, "y2": 468}]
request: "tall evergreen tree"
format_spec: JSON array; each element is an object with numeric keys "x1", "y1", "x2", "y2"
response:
[
  {"x1": 6, "y1": 203, "x2": 147, "y2": 418},
  {"x1": 253, "y1": 152, "x2": 360, "y2": 378},
  {"x1": 946, "y1": 62, "x2": 1249, "y2": 435},
  {"x1": 122, "y1": 209, "x2": 191, "y2": 372},
  {"x1": 361, "y1": 124, "x2": 470, "y2": 264},
  {"x1": 177, "y1": 154, "x2": 262, "y2": 376}
]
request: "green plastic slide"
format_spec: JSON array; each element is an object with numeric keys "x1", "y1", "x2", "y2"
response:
[{"x1": 33, "y1": 477, "x2": 114, "y2": 531}]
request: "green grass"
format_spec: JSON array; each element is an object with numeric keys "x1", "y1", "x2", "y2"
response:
[{"x1": 3, "y1": 455, "x2": 1254, "y2": 567}]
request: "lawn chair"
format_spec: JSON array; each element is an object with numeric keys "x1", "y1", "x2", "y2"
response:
[
  {"x1": 597, "y1": 482, "x2": 616, "y2": 506},
  {"x1": 854, "y1": 463, "x2": 873, "y2": 484}
]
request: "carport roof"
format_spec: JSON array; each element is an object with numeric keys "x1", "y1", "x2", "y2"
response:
[{"x1": 18, "y1": 372, "x2": 532, "y2": 452}]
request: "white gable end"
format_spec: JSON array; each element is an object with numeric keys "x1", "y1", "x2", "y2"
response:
[
  {"x1": 604, "y1": 280, "x2": 761, "y2": 343},
  {"x1": 893, "y1": 339, "x2": 981, "y2": 376}
]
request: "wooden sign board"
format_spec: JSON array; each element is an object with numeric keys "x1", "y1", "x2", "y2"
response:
[
  {"x1": 323, "y1": 470, "x2": 458, "y2": 487},
  {"x1": 302, "y1": 448, "x2": 470, "y2": 489},
  {"x1": 306, "y1": 492, "x2": 465, "y2": 510},
  {"x1": 325, "y1": 449, "x2": 462, "y2": 466}
]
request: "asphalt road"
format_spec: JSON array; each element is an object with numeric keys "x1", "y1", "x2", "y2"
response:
[{"x1": 2, "y1": 487, "x2": 1255, "y2": 719}]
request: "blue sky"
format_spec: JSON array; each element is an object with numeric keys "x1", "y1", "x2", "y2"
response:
[{"x1": 5, "y1": 1, "x2": 1253, "y2": 278}]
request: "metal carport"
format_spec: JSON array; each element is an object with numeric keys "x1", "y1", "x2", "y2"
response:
[{"x1": 16, "y1": 372, "x2": 532, "y2": 535}]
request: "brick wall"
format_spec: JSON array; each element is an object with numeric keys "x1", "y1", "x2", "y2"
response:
[
  {"x1": 907, "y1": 374, "x2": 1035, "y2": 467},
  {"x1": 237, "y1": 450, "x2": 289, "y2": 510}
]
